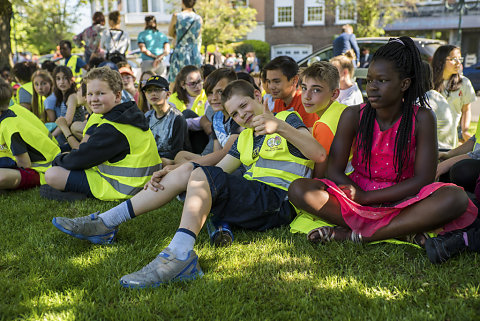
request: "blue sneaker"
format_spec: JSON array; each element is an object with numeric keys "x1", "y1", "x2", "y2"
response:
[
  {"x1": 52, "y1": 212, "x2": 118, "y2": 244},
  {"x1": 120, "y1": 248, "x2": 204, "y2": 288}
]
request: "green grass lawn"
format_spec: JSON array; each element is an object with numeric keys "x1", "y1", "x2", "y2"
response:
[{"x1": 1, "y1": 189, "x2": 479, "y2": 320}]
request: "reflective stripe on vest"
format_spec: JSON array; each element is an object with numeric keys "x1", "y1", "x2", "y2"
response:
[
  {"x1": 238, "y1": 111, "x2": 314, "y2": 191},
  {"x1": 12, "y1": 82, "x2": 34, "y2": 105},
  {"x1": 97, "y1": 163, "x2": 161, "y2": 177},
  {"x1": 97, "y1": 171, "x2": 144, "y2": 196}
]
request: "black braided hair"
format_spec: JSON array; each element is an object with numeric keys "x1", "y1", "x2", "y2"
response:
[{"x1": 356, "y1": 36, "x2": 428, "y2": 181}]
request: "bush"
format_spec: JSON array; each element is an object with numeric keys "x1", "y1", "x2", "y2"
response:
[{"x1": 234, "y1": 40, "x2": 270, "y2": 69}]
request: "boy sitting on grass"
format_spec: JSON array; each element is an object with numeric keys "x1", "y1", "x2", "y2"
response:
[
  {"x1": 52, "y1": 80, "x2": 326, "y2": 288},
  {"x1": 143, "y1": 75, "x2": 190, "y2": 162},
  {"x1": 0, "y1": 79, "x2": 60, "y2": 190},
  {"x1": 289, "y1": 61, "x2": 350, "y2": 234},
  {"x1": 43, "y1": 67, "x2": 161, "y2": 201}
]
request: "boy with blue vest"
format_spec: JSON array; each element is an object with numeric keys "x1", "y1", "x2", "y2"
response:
[
  {"x1": 52, "y1": 80, "x2": 326, "y2": 288},
  {"x1": 0, "y1": 79, "x2": 60, "y2": 190},
  {"x1": 44, "y1": 67, "x2": 161, "y2": 201}
]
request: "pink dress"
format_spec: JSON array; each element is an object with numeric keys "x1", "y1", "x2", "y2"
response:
[{"x1": 320, "y1": 105, "x2": 477, "y2": 237}]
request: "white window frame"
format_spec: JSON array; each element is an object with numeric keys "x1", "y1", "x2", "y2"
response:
[
  {"x1": 274, "y1": 0, "x2": 294, "y2": 27},
  {"x1": 304, "y1": 0, "x2": 325, "y2": 26},
  {"x1": 123, "y1": 0, "x2": 165, "y2": 13},
  {"x1": 335, "y1": 0, "x2": 357, "y2": 25}
]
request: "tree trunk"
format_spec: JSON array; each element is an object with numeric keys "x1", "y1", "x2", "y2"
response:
[{"x1": 0, "y1": 0, "x2": 13, "y2": 70}]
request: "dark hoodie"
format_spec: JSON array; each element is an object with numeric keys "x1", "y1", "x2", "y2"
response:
[{"x1": 52, "y1": 101, "x2": 149, "y2": 170}]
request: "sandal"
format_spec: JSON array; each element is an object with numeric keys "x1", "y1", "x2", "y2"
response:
[
  {"x1": 403, "y1": 232, "x2": 430, "y2": 248},
  {"x1": 307, "y1": 226, "x2": 363, "y2": 243}
]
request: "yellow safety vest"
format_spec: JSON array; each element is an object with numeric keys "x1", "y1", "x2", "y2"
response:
[
  {"x1": 0, "y1": 110, "x2": 60, "y2": 184},
  {"x1": 168, "y1": 90, "x2": 207, "y2": 116},
  {"x1": 82, "y1": 113, "x2": 103, "y2": 137},
  {"x1": 65, "y1": 55, "x2": 83, "y2": 81},
  {"x1": 236, "y1": 111, "x2": 314, "y2": 191},
  {"x1": 84, "y1": 118, "x2": 162, "y2": 201},
  {"x1": 290, "y1": 101, "x2": 351, "y2": 235},
  {"x1": 12, "y1": 82, "x2": 33, "y2": 105},
  {"x1": 9, "y1": 104, "x2": 58, "y2": 145}
]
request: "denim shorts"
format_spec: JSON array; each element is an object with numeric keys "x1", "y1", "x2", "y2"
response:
[{"x1": 192, "y1": 163, "x2": 294, "y2": 231}]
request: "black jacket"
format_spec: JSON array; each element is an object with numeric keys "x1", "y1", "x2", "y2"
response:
[{"x1": 52, "y1": 101, "x2": 149, "y2": 170}]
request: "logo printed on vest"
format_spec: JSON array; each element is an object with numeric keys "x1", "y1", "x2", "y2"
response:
[
  {"x1": 266, "y1": 136, "x2": 282, "y2": 150},
  {"x1": 0, "y1": 144, "x2": 8, "y2": 150},
  {"x1": 252, "y1": 146, "x2": 260, "y2": 159}
]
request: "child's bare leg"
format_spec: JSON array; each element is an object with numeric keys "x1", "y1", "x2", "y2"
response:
[
  {"x1": 129, "y1": 163, "x2": 195, "y2": 216},
  {"x1": 70, "y1": 121, "x2": 86, "y2": 140},
  {"x1": 364, "y1": 186, "x2": 470, "y2": 242},
  {"x1": 174, "y1": 150, "x2": 199, "y2": 165},
  {"x1": 0, "y1": 168, "x2": 22, "y2": 189},
  {"x1": 44, "y1": 167, "x2": 71, "y2": 190},
  {"x1": 288, "y1": 178, "x2": 348, "y2": 227},
  {"x1": 177, "y1": 167, "x2": 213, "y2": 235}
]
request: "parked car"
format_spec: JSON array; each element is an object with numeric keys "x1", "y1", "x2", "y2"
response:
[
  {"x1": 463, "y1": 62, "x2": 480, "y2": 94},
  {"x1": 297, "y1": 37, "x2": 446, "y2": 96}
]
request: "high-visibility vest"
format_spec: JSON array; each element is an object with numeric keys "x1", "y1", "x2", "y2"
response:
[
  {"x1": 84, "y1": 118, "x2": 162, "y2": 201},
  {"x1": 65, "y1": 55, "x2": 83, "y2": 81},
  {"x1": 236, "y1": 111, "x2": 314, "y2": 191},
  {"x1": 82, "y1": 113, "x2": 103, "y2": 137},
  {"x1": 12, "y1": 82, "x2": 33, "y2": 105},
  {"x1": 312, "y1": 101, "x2": 347, "y2": 138},
  {"x1": 0, "y1": 110, "x2": 60, "y2": 184},
  {"x1": 168, "y1": 90, "x2": 207, "y2": 116},
  {"x1": 9, "y1": 104, "x2": 58, "y2": 145}
]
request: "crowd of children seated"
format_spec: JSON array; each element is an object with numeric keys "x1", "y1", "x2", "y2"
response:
[{"x1": 1, "y1": 36, "x2": 479, "y2": 289}]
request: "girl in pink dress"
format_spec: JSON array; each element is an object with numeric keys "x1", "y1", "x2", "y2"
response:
[{"x1": 288, "y1": 37, "x2": 477, "y2": 246}]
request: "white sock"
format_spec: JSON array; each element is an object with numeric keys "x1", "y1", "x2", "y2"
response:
[
  {"x1": 167, "y1": 228, "x2": 196, "y2": 260},
  {"x1": 98, "y1": 199, "x2": 135, "y2": 228}
]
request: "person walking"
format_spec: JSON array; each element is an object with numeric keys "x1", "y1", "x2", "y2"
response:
[
  {"x1": 100, "y1": 11, "x2": 129, "y2": 64},
  {"x1": 332, "y1": 24, "x2": 360, "y2": 67},
  {"x1": 138, "y1": 16, "x2": 170, "y2": 78},
  {"x1": 167, "y1": 0, "x2": 203, "y2": 83},
  {"x1": 73, "y1": 12, "x2": 105, "y2": 64}
]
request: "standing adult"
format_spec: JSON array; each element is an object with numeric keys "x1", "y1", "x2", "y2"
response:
[
  {"x1": 138, "y1": 15, "x2": 170, "y2": 78},
  {"x1": 332, "y1": 24, "x2": 360, "y2": 67},
  {"x1": 73, "y1": 11, "x2": 105, "y2": 64},
  {"x1": 167, "y1": 0, "x2": 203, "y2": 83},
  {"x1": 100, "y1": 11, "x2": 129, "y2": 64}
]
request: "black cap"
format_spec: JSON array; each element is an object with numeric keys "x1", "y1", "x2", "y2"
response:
[{"x1": 142, "y1": 75, "x2": 169, "y2": 91}]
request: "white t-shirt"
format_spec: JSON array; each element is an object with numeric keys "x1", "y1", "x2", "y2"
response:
[
  {"x1": 337, "y1": 82, "x2": 363, "y2": 106},
  {"x1": 427, "y1": 89, "x2": 457, "y2": 150}
]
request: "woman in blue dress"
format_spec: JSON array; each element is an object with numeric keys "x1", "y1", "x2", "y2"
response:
[{"x1": 168, "y1": 0, "x2": 203, "y2": 83}]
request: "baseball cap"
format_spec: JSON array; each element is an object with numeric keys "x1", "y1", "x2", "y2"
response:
[
  {"x1": 142, "y1": 75, "x2": 170, "y2": 91},
  {"x1": 98, "y1": 61, "x2": 119, "y2": 71},
  {"x1": 119, "y1": 67, "x2": 135, "y2": 78}
]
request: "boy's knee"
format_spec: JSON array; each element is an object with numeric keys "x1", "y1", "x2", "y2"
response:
[
  {"x1": 45, "y1": 167, "x2": 67, "y2": 188},
  {"x1": 190, "y1": 167, "x2": 207, "y2": 181}
]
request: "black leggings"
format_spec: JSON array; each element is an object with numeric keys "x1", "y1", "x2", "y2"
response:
[{"x1": 441, "y1": 159, "x2": 480, "y2": 193}]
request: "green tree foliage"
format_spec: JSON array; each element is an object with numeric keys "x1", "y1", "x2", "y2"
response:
[
  {"x1": 234, "y1": 40, "x2": 270, "y2": 67},
  {"x1": 167, "y1": 0, "x2": 257, "y2": 50},
  {"x1": 335, "y1": 0, "x2": 415, "y2": 37},
  {"x1": 14, "y1": 0, "x2": 81, "y2": 54}
]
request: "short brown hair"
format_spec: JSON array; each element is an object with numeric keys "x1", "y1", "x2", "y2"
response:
[
  {"x1": 300, "y1": 61, "x2": 340, "y2": 91},
  {"x1": 0, "y1": 79, "x2": 13, "y2": 111},
  {"x1": 221, "y1": 80, "x2": 255, "y2": 106},
  {"x1": 84, "y1": 66, "x2": 123, "y2": 94},
  {"x1": 204, "y1": 68, "x2": 237, "y2": 95}
]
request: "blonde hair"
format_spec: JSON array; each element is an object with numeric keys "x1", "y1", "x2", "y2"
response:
[
  {"x1": 330, "y1": 50, "x2": 356, "y2": 78},
  {"x1": 84, "y1": 67, "x2": 123, "y2": 94},
  {"x1": 31, "y1": 70, "x2": 53, "y2": 122}
]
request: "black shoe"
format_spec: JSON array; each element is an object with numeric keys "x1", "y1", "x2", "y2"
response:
[
  {"x1": 425, "y1": 231, "x2": 467, "y2": 264},
  {"x1": 39, "y1": 185, "x2": 88, "y2": 202}
]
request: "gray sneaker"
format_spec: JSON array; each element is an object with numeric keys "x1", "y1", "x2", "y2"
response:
[
  {"x1": 120, "y1": 248, "x2": 204, "y2": 288},
  {"x1": 52, "y1": 212, "x2": 118, "y2": 244}
]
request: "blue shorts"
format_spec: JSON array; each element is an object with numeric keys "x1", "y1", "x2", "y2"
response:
[
  {"x1": 192, "y1": 163, "x2": 294, "y2": 231},
  {"x1": 65, "y1": 170, "x2": 93, "y2": 197}
]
